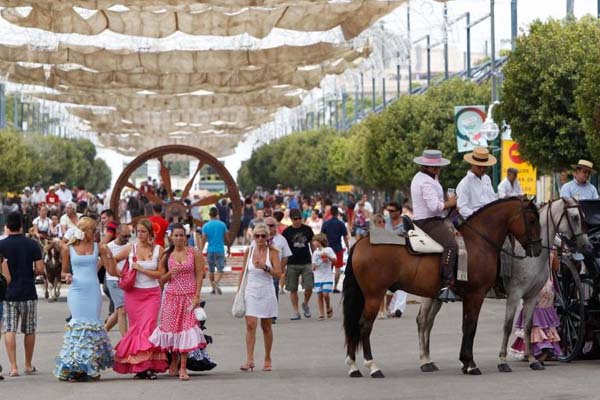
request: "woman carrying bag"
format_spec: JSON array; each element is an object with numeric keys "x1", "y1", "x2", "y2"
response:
[
  {"x1": 236, "y1": 223, "x2": 281, "y2": 372},
  {"x1": 107, "y1": 219, "x2": 167, "y2": 380}
]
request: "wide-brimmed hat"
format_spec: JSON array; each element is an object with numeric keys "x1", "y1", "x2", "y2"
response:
[
  {"x1": 572, "y1": 159, "x2": 596, "y2": 173},
  {"x1": 413, "y1": 150, "x2": 450, "y2": 167},
  {"x1": 463, "y1": 147, "x2": 497, "y2": 167}
]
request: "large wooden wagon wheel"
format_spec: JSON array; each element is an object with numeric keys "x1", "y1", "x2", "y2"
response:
[
  {"x1": 110, "y1": 145, "x2": 241, "y2": 245},
  {"x1": 555, "y1": 257, "x2": 586, "y2": 362}
]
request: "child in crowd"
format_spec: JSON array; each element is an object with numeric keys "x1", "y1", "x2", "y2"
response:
[{"x1": 311, "y1": 233, "x2": 336, "y2": 320}]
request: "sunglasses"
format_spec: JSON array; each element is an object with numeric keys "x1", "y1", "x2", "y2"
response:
[
  {"x1": 254, "y1": 234, "x2": 267, "y2": 239},
  {"x1": 386, "y1": 209, "x2": 398, "y2": 213},
  {"x1": 121, "y1": 235, "x2": 132, "y2": 239},
  {"x1": 292, "y1": 217, "x2": 302, "y2": 220},
  {"x1": 266, "y1": 224, "x2": 276, "y2": 227}
]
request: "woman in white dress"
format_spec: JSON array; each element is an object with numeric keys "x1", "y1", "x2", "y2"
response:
[{"x1": 238, "y1": 223, "x2": 281, "y2": 372}]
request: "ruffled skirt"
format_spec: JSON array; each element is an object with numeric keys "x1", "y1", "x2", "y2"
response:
[
  {"x1": 113, "y1": 286, "x2": 168, "y2": 374},
  {"x1": 510, "y1": 305, "x2": 562, "y2": 359},
  {"x1": 54, "y1": 320, "x2": 113, "y2": 380}
]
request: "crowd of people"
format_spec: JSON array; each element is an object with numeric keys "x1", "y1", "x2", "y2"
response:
[{"x1": 0, "y1": 151, "x2": 595, "y2": 381}]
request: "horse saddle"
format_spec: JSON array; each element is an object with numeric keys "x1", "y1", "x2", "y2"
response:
[{"x1": 369, "y1": 226, "x2": 443, "y2": 254}]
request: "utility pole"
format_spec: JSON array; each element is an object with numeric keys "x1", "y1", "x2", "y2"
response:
[
  {"x1": 407, "y1": 0, "x2": 412, "y2": 94},
  {"x1": 511, "y1": 0, "x2": 517, "y2": 50},
  {"x1": 490, "y1": 0, "x2": 497, "y2": 103},
  {"x1": 567, "y1": 0, "x2": 575, "y2": 19},
  {"x1": 443, "y1": 2, "x2": 449, "y2": 80}
]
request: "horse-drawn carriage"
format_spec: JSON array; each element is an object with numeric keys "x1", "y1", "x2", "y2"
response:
[{"x1": 555, "y1": 199, "x2": 600, "y2": 361}]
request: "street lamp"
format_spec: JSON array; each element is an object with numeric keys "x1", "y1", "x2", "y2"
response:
[{"x1": 481, "y1": 100, "x2": 500, "y2": 141}]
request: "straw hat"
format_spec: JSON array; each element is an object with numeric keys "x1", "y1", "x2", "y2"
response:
[
  {"x1": 413, "y1": 150, "x2": 450, "y2": 167},
  {"x1": 463, "y1": 147, "x2": 497, "y2": 167},
  {"x1": 572, "y1": 159, "x2": 596, "y2": 173}
]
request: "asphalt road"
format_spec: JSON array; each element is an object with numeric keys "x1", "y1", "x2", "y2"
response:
[{"x1": 1, "y1": 288, "x2": 599, "y2": 400}]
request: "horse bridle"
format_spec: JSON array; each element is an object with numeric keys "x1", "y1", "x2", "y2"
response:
[
  {"x1": 547, "y1": 197, "x2": 586, "y2": 243},
  {"x1": 462, "y1": 197, "x2": 541, "y2": 259}
]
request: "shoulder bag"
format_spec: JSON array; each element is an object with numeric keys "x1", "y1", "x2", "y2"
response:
[
  {"x1": 231, "y1": 245, "x2": 253, "y2": 318},
  {"x1": 118, "y1": 244, "x2": 138, "y2": 291}
]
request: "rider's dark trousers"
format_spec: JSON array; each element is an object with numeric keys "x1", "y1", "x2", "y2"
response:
[{"x1": 414, "y1": 217, "x2": 458, "y2": 284}]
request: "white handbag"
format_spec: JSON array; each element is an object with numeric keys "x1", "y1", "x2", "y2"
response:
[
  {"x1": 232, "y1": 245, "x2": 253, "y2": 318},
  {"x1": 194, "y1": 307, "x2": 207, "y2": 322}
]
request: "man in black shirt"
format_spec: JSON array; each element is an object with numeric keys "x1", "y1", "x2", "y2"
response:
[
  {"x1": 0, "y1": 212, "x2": 44, "y2": 377},
  {"x1": 282, "y1": 208, "x2": 314, "y2": 320}
]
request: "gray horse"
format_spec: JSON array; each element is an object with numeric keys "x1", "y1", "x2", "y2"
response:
[{"x1": 497, "y1": 198, "x2": 589, "y2": 372}]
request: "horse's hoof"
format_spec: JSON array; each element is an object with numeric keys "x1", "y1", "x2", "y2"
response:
[
  {"x1": 420, "y1": 363, "x2": 439, "y2": 373},
  {"x1": 462, "y1": 367, "x2": 482, "y2": 375},
  {"x1": 48, "y1": 298, "x2": 54, "y2": 303},
  {"x1": 349, "y1": 370, "x2": 363, "y2": 378},
  {"x1": 529, "y1": 361, "x2": 545, "y2": 371},
  {"x1": 497, "y1": 363, "x2": 512, "y2": 373},
  {"x1": 44, "y1": 293, "x2": 49, "y2": 299},
  {"x1": 370, "y1": 370, "x2": 385, "y2": 378}
]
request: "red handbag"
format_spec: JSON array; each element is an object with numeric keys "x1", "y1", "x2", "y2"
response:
[{"x1": 118, "y1": 244, "x2": 137, "y2": 291}]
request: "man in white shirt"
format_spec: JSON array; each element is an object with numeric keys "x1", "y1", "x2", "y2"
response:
[
  {"x1": 456, "y1": 147, "x2": 498, "y2": 219},
  {"x1": 410, "y1": 150, "x2": 459, "y2": 302},
  {"x1": 498, "y1": 168, "x2": 523, "y2": 198},
  {"x1": 105, "y1": 224, "x2": 131, "y2": 336},
  {"x1": 31, "y1": 183, "x2": 46, "y2": 210},
  {"x1": 266, "y1": 216, "x2": 292, "y2": 301},
  {"x1": 56, "y1": 182, "x2": 72, "y2": 206}
]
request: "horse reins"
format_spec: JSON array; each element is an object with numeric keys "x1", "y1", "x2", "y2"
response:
[{"x1": 460, "y1": 197, "x2": 541, "y2": 260}]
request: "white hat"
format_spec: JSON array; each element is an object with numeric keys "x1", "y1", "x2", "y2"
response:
[
  {"x1": 413, "y1": 150, "x2": 450, "y2": 167},
  {"x1": 572, "y1": 159, "x2": 596, "y2": 173}
]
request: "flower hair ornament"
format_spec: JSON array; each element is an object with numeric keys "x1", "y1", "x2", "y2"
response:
[{"x1": 72, "y1": 227, "x2": 85, "y2": 241}]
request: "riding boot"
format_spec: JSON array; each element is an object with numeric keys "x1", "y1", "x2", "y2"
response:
[{"x1": 438, "y1": 249, "x2": 461, "y2": 302}]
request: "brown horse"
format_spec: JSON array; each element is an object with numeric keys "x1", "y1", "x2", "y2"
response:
[{"x1": 343, "y1": 197, "x2": 542, "y2": 378}]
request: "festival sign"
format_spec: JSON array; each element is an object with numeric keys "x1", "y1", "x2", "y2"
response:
[
  {"x1": 454, "y1": 105, "x2": 487, "y2": 153},
  {"x1": 501, "y1": 139, "x2": 537, "y2": 196}
]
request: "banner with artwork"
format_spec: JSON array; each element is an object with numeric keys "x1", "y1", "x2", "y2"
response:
[{"x1": 454, "y1": 105, "x2": 487, "y2": 153}]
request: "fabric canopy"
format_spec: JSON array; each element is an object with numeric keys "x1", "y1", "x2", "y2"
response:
[
  {"x1": 1, "y1": 1, "x2": 402, "y2": 39},
  {"x1": 0, "y1": 0, "x2": 352, "y2": 9},
  {"x1": 0, "y1": 42, "x2": 369, "y2": 73}
]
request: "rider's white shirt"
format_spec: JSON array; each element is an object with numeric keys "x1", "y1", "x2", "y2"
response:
[
  {"x1": 456, "y1": 171, "x2": 497, "y2": 219},
  {"x1": 497, "y1": 178, "x2": 523, "y2": 198}
]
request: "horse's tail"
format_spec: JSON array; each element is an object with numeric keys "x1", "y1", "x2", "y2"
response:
[{"x1": 343, "y1": 242, "x2": 364, "y2": 354}]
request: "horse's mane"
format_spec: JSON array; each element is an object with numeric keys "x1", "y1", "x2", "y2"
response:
[{"x1": 467, "y1": 196, "x2": 534, "y2": 220}]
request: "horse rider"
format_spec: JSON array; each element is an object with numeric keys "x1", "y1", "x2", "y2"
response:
[
  {"x1": 410, "y1": 150, "x2": 459, "y2": 302},
  {"x1": 456, "y1": 146, "x2": 498, "y2": 220},
  {"x1": 560, "y1": 159, "x2": 599, "y2": 200}
]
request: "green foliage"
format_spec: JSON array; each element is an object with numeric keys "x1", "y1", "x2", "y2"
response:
[
  {"x1": 0, "y1": 130, "x2": 111, "y2": 193},
  {"x1": 238, "y1": 79, "x2": 490, "y2": 193},
  {"x1": 500, "y1": 17, "x2": 600, "y2": 172}
]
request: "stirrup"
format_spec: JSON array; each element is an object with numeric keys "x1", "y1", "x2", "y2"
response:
[{"x1": 438, "y1": 287, "x2": 461, "y2": 302}]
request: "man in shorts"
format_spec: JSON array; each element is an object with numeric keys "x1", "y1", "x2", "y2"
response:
[
  {"x1": 0, "y1": 212, "x2": 44, "y2": 377},
  {"x1": 105, "y1": 224, "x2": 131, "y2": 336},
  {"x1": 320, "y1": 205, "x2": 349, "y2": 293},
  {"x1": 200, "y1": 207, "x2": 230, "y2": 295},
  {"x1": 282, "y1": 208, "x2": 314, "y2": 320}
]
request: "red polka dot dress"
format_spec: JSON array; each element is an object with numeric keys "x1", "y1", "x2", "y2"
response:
[{"x1": 150, "y1": 248, "x2": 206, "y2": 353}]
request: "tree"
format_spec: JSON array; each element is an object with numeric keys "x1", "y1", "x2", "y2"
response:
[
  {"x1": 500, "y1": 18, "x2": 600, "y2": 172},
  {"x1": 0, "y1": 131, "x2": 37, "y2": 192}
]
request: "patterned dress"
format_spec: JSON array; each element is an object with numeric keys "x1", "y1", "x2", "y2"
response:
[
  {"x1": 54, "y1": 244, "x2": 113, "y2": 380},
  {"x1": 150, "y1": 248, "x2": 206, "y2": 353}
]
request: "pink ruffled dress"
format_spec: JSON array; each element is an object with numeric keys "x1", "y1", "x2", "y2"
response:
[
  {"x1": 510, "y1": 277, "x2": 562, "y2": 359},
  {"x1": 150, "y1": 248, "x2": 206, "y2": 353}
]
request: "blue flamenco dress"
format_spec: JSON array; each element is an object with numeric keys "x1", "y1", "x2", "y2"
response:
[{"x1": 54, "y1": 243, "x2": 113, "y2": 380}]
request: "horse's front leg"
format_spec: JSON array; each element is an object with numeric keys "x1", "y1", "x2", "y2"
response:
[
  {"x1": 43, "y1": 272, "x2": 50, "y2": 301},
  {"x1": 362, "y1": 296, "x2": 384, "y2": 378},
  {"x1": 459, "y1": 289, "x2": 486, "y2": 375},
  {"x1": 498, "y1": 293, "x2": 521, "y2": 372},
  {"x1": 417, "y1": 297, "x2": 443, "y2": 372},
  {"x1": 521, "y1": 297, "x2": 544, "y2": 370}
]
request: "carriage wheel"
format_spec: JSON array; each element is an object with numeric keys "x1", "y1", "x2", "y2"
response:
[
  {"x1": 555, "y1": 258, "x2": 586, "y2": 362},
  {"x1": 109, "y1": 145, "x2": 241, "y2": 245}
]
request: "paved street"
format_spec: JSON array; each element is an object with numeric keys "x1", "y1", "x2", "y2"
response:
[{"x1": 1, "y1": 289, "x2": 599, "y2": 400}]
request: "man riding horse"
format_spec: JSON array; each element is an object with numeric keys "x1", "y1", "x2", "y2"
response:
[
  {"x1": 456, "y1": 146, "x2": 498, "y2": 220},
  {"x1": 410, "y1": 150, "x2": 458, "y2": 302}
]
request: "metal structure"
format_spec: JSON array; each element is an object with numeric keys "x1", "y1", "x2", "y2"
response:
[
  {"x1": 555, "y1": 200, "x2": 600, "y2": 361},
  {"x1": 110, "y1": 145, "x2": 241, "y2": 244}
]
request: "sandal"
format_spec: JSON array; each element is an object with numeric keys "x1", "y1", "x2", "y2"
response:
[
  {"x1": 133, "y1": 372, "x2": 148, "y2": 380},
  {"x1": 240, "y1": 362, "x2": 255, "y2": 372},
  {"x1": 318, "y1": 316, "x2": 325, "y2": 321},
  {"x1": 179, "y1": 370, "x2": 190, "y2": 381},
  {"x1": 24, "y1": 367, "x2": 38, "y2": 375},
  {"x1": 327, "y1": 308, "x2": 333, "y2": 318},
  {"x1": 8, "y1": 370, "x2": 19, "y2": 377}
]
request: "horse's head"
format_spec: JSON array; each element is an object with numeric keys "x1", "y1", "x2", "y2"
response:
[
  {"x1": 552, "y1": 198, "x2": 590, "y2": 252},
  {"x1": 508, "y1": 197, "x2": 542, "y2": 257}
]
